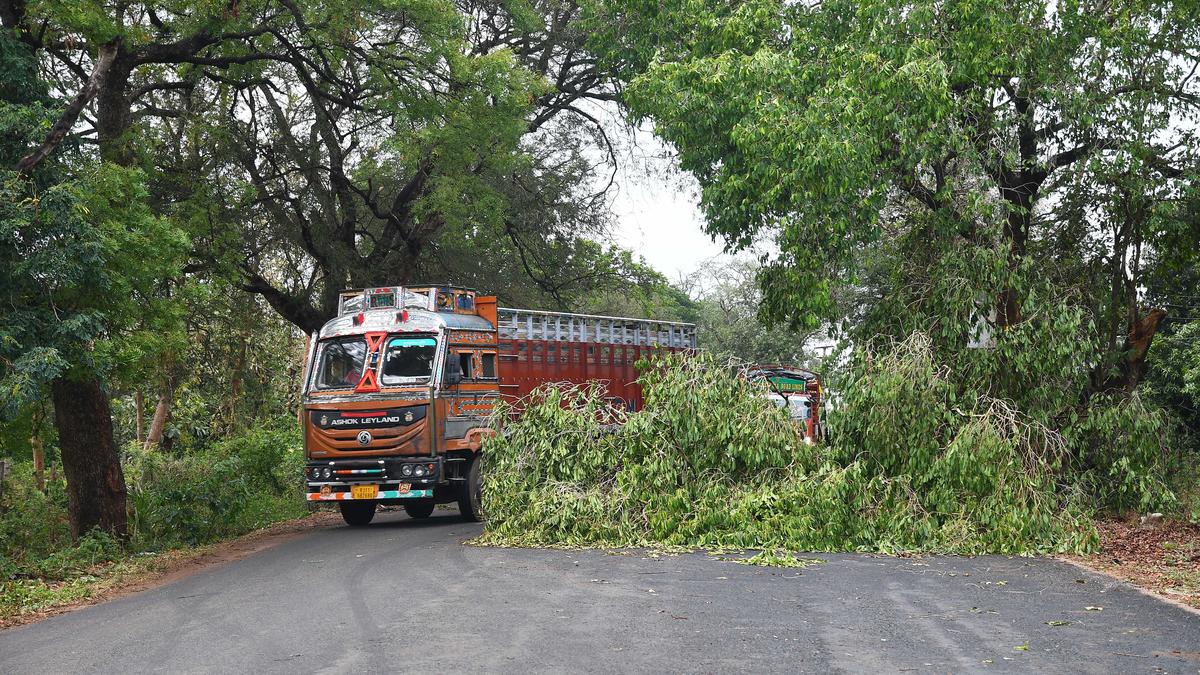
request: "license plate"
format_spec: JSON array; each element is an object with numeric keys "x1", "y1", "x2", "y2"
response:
[
  {"x1": 398, "y1": 483, "x2": 411, "y2": 494},
  {"x1": 351, "y1": 484, "x2": 378, "y2": 500}
]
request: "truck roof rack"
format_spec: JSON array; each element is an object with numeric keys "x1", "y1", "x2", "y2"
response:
[
  {"x1": 337, "y1": 285, "x2": 478, "y2": 317},
  {"x1": 497, "y1": 307, "x2": 697, "y2": 348}
]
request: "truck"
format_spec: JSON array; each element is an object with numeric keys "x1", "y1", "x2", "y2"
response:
[
  {"x1": 301, "y1": 285, "x2": 697, "y2": 526},
  {"x1": 748, "y1": 365, "x2": 824, "y2": 442}
]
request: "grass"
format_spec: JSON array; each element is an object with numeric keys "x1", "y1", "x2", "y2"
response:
[{"x1": 0, "y1": 511, "x2": 324, "y2": 627}]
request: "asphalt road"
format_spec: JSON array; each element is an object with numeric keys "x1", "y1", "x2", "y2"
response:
[{"x1": 2, "y1": 510, "x2": 1198, "y2": 674}]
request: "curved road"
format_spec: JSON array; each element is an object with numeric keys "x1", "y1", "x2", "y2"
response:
[{"x1": 1, "y1": 510, "x2": 1197, "y2": 673}]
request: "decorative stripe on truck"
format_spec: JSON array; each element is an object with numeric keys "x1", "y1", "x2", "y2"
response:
[{"x1": 307, "y1": 490, "x2": 433, "y2": 501}]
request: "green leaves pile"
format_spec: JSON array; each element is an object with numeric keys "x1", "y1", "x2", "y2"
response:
[{"x1": 481, "y1": 347, "x2": 1173, "y2": 556}]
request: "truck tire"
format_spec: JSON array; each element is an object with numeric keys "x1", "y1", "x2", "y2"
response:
[
  {"x1": 404, "y1": 501, "x2": 435, "y2": 519},
  {"x1": 458, "y1": 455, "x2": 483, "y2": 523},
  {"x1": 340, "y1": 500, "x2": 376, "y2": 526}
]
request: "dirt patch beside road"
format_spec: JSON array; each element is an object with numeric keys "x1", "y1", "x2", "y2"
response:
[{"x1": 1066, "y1": 517, "x2": 1200, "y2": 611}]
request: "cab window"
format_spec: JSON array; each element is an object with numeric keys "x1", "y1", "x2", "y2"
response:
[
  {"x1": 448, "y1": 350, "x2": 498, "y2": 380},
  {"x1": 381, "y1": 337, "x2": 437, "y2": 385},
  {"x1": 314, "y1": 338, "x2": 366, "y2": 390}
]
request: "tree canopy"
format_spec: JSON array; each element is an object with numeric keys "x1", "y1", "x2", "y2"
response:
[{"x1": 591, "y1": 0, "x2": 1199, "y2": 405}]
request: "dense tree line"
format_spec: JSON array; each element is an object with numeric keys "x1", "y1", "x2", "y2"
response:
[
  {"x1": 587, "y1": 0, "x2": 1200, "y2": 465},
  {"x1": 0, "y1": 0, "x2": 667, "y2": 538}
]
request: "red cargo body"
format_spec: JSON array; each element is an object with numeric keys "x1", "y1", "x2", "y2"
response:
[{"x1": 495, "y1": 308, "x2": 696, "y2": 411}]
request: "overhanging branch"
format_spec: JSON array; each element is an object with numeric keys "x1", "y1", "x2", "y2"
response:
[{"x1": 16, "y1": 41, "x2": 118, "y2": 173}]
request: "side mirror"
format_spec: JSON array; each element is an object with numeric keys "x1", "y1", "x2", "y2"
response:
[{"x1": 444, "y1": 364, "x2": 462, "y2": 385}]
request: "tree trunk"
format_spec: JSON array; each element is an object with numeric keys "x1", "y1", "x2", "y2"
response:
[
  {"x1": 95, "y1": 53, "x2": 136, "y2": 165},
  {"x1": 226, "y1": 341, "x2": 246, "y2": 434},
  {"x1": 30, "y1": 422, "x2": 44, "y2": 492},
  {"x1": 134, "y1": 390, "x2": 145, "y2": 444},
  {"x1": 51, "y1": 376, "x2": 128, "y2": 540},
  {"x1": 1102, "y1": 308, "x2": 1167, "y2": 394},
  {"x1": 996, "y1": 191, "x2": 1031, "y2": 329},
  {"x1": 144, "y1": 387, "x2": 173, "y2": 450}
]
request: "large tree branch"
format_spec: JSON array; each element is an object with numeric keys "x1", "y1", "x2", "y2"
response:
[
  {"x1": 130, "y1": 80, "x2": 196, "y2": 102},
  {"x1": 16, "y1": 41, "x2": 118, "y2": 173},
  {"x1": 134, "y1": 23, "x2": 278, "y2": 65},
  {"x1": 240, "y1": 268, "x2": 326, "y2": 333}
]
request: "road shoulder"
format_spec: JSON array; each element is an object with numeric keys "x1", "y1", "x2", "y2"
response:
[
  {"x1": 1062, "y1": 517, "x2": 1200, "y2": 614},
  {"x1": 0, "y1": 512, "x2": 338, "y2": 631}
]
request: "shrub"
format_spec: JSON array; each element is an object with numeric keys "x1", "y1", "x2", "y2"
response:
[
  {"x1": 33, "y1": 529, "x2": 123, "y2": 580},
  {"x1": 480, "y1": 343, "x2": 1119, "y2": 556},
  {"x1": 1, "y1": 420, "x2": 307, "y2": 622},
  {"x1": 125, "y1": 421, "x2": 305, "y2": 548},
  {"x1": 0, "y1": 462, "x2": 71, "y2": 576},
  {"x1": 1064, "y1": 393, "x2": 1176, "y2": 513}
]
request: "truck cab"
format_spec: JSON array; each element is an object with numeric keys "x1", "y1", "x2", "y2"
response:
[
  {"x1": 748, "y1": 365, "x2": 824, "y2": 443},
  {"x1": 301, "y1": 286, "x2": 498, "y2": 525}
]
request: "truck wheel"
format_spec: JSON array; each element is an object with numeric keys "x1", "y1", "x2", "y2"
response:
[
  {"x1": 404, "y1": 501, "x2": 435, "y2": 519},
  {"x1": 458, "y1": 455, "x2": 483, "y2": 523},
  {"x1": 340, "y1": 501, "x2": 376, "y2": 526}
]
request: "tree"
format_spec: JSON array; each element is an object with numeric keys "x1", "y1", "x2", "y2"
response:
[
  {"x1": 1, "y1": 0, "x2": 240, "y2": 535},
  {"x1": 591, "y1": 0, "x2": 1199, "y2": 406},
  {"x1": 687, "y1": 259, "x2": 820, "y2": 367},
  {"x1": 0, "y1": 27, "x2": 189, "y2": 537},
  {"x1": 182, "y1": 0, "x2": 631, "y2": 332}
]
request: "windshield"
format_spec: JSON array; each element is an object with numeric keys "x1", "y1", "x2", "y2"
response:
[
  {"x1": 381, "y1": 337, "x2": 437, "y2": 385},
  {"x1": 788, "y1": 396, "x2": 812, "y2": 420},
  {"x1": 314, "y1": 338, "x2": 366, "y2": 390}
]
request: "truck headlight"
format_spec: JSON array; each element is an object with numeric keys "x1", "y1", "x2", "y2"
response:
[
  {"x1": 414, "y1": 465, "x2": 426, "y2": 477},
  {"x1": 401, "y1": 465, "x2": 413, "y2": 476}
]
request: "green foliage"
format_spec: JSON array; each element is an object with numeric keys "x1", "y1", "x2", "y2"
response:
[
  {"x1": 0, "y1": 575, "x2": 97, "y2": 618},
  {"x1": 0, "y1": 26, "x2": 188, "y2": 416},
  {"x1": 735, "y1": 551, "x2": 824, "y2": 568},
  {"x1": 596, "y1": 0, "x2": 1198, "y2": 325},
  {"x1": 0, "y1": 463, "x2": 72, "y2": 576},
  {"x1": 481, "y1": 349, "x2": 1128, "y2": 557},
  {"x1": 1, "y1": 422, "x2": 305, "y2": 574},
  {"x1": 33, "y1": 530, "x2": 123, "y2": 581},
  {"x1": 0, "y1": 421, "x2": 307, "y2": 618},
  {"x1": 588, "y1": 0, "x2": 1200, "y2": 489},
  {"x1": 1143, "y1": 320, "x2": 1200, "y2": 448},
  {"x1": 125, "y1": 423, "x2": 305, "y2": 547},
  {"x1": 110, "y1": 283, "x2": 305, "y2": 452},
  {"x1": 687, "y1": 258, "x2": 823, "y2": 366},
  {"x1": 1064, "y1": 393, "x2": 1176, "y2": 514}
]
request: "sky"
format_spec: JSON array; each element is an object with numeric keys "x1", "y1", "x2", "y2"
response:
[
  {"x1": 592, "y1": 124, "x2": 730, "y2": 283},
  {"x1": 608, "y1": 167, "x2": 727, "y2": 282}
]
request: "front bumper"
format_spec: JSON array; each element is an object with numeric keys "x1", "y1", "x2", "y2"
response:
[
  {"x1": 305, "y1": 457, "x2": 441, "y2": 501},
  {"x1": 307, "y1": 486, "x2": 433, "y2": 501}
]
